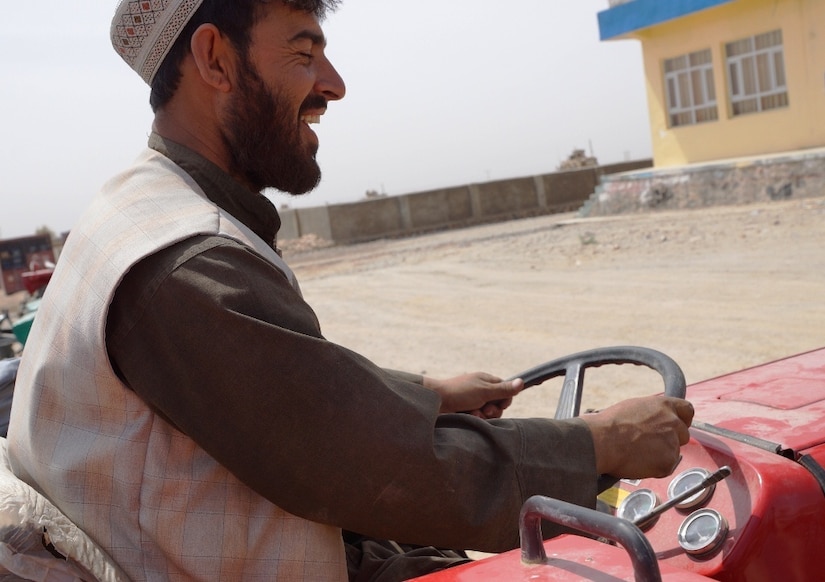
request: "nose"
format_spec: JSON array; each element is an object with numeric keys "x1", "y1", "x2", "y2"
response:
[{"x1": 316, "y1": 56, "x2": 346, "y2": 101}]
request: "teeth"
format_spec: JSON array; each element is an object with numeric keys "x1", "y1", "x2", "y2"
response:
[{"x1": 301, "y1": 114, "x2": 321, "y2": 124}]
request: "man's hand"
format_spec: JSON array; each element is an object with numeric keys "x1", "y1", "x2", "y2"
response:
[
  {"x1": 424, "y1": 373, "x2": 524, "y2": 419},
  {"x1": 580, "y1": 395, "x2": 694, "y2": 479}
]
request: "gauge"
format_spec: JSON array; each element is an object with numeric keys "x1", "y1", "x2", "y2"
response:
[
  {"x1": 616, "y1": 489, "x2": 659, "y2": 530},
  {"x1": 677, "y1": 508, "x2": 728, "y2": 558},
  {"x1": 668, "y1": 468, "x2": 715, "y2": 511}
]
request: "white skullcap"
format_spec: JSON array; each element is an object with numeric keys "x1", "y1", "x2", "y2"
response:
[{"x1": 111, "y1": 0, "x2": 206, "y2": 85}]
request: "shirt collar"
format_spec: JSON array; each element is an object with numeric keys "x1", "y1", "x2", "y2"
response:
[{"x1": 148, "y1": 132, "x2": 282, "y2": 251}]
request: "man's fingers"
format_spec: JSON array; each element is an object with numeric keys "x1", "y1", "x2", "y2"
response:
[
  {"x1": 480, "y1": 396, "x2": 515, "y2": 417},
  {"x1": 678, "y1": 427, "x2": 691, "y2": 446},
  {"x1": 665, "y1": 398, "x2": 694, "y2": 445},
  {"x1": 672, "y1": 398, "x2": 695, "y2": 425},
  {"x1": 493, "y1": 378, "x2": 523, "y2": 398}
]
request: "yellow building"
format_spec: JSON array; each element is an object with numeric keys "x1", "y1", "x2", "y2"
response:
[{"x1": 598, "y1": 0, "x2": 825, "y2": 168}]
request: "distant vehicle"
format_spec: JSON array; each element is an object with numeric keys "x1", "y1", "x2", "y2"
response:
[{"x1": 10, "y1": 261, "x2": 54, "y2": 347}]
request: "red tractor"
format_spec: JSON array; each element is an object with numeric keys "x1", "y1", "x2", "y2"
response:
[{"x1": 413, "y1": 346, "x2": 825, "y2": 581}]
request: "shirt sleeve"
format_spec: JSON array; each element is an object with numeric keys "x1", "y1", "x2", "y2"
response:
[
  {"x1": 106, "y1": 235, "x2": 598, "y2": 553},
  {"x1": 382, "y1": 369, "x2": 424, "y2": 385}
]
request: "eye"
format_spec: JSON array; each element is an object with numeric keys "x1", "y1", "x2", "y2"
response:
[{"x1": 293, "y1": 40, "x2": 314, "y2": 61}]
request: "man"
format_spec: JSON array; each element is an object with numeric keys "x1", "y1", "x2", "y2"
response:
[{"x1": 7, "y1": 1, "x2": 694, "y2": 580}]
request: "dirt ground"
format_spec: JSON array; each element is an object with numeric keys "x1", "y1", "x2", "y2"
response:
[
  {"x1": 2, "y1": 196, "x2": 823, "y2": 418},
  {"x1": 285, "y1": 196, "x2": 825, "y2": 418}
]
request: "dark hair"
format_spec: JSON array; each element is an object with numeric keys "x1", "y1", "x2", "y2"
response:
[{"x1": 149, "y1": 0, "x2": 340, "y2": 112}]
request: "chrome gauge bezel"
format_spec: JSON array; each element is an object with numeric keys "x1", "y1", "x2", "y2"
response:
[
  {"x1": 616, "y1": 488, "x2": 659, "y2": 530},
  {"x1": 667, "y1": 467, "x2": 715, "y2": 511},
  {"x1": 677, "y1": 508, "x2": 728, "y2": 558}
]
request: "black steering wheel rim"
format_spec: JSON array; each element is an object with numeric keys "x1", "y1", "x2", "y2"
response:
[{"x1": 510, "y1": 346, "x2": 686, "y2": 420}]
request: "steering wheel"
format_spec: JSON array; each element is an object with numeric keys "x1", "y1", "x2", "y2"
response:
[
  {"x1": 512, "y1": 346, "x2": 686, "y2": 491},
  {"x1": 511, "y1": 346, "x2": 686, "y2": 420}
]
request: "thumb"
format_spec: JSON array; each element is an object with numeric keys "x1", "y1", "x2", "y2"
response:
[{"x1": 490, "y1": 377, "x2": 524, "y2": 399}]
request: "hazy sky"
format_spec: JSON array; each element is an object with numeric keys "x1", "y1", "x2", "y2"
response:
[{"x1": 0, "y1": 0, "x2": 651, "y2": 239}]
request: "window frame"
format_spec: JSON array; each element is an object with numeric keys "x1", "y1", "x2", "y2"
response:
[
  {"x1": 663, "y1": 48, "x2": 719, "y2": 128},
  {"x1": 725, "y1": 29, "x2": 788, "y2": 117}
]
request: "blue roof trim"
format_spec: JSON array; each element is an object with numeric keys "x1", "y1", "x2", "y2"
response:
[{"x1": 598, "y1": 0, "x2": 736, "y2": 40}]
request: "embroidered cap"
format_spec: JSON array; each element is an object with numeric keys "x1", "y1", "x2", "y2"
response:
[{"x1": 111, "y1": 0, "x2": 206, "y2": 85}]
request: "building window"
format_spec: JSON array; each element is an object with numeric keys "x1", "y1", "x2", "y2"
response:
[
  {"x1": 664, "y1": 49, "x2": 718, "y2": 127},
  {"x1": 725, "y1": 30, "x2": 788, "y2": 116}
]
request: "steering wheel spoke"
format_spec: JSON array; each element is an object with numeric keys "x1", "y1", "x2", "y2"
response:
[{"x1": 556, "y1": 361, "x2": 586, "y2": 419}]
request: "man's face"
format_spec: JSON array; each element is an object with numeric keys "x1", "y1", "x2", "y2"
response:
[{"x1": 221, "y1": 3, "x2": 345, "y2": 194}]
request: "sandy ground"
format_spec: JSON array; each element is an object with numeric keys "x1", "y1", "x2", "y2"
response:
[
  {"x1": 2, "y1": 196, "x2": 823, "y2": 418},
  {"x1": 285, "y1": 196, "x2": 825, "y2": 418}
]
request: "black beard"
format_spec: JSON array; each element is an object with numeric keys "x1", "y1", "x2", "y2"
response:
[{"x1": 223, "y1": 55, "x2": 323, "y2": 194}]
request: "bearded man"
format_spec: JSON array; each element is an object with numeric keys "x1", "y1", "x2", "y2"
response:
[{"x1": 7, "y1": 1, "x2": 693, "y2": 580}]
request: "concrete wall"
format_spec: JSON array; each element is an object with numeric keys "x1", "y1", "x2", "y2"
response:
[
  {"x1": 279, "y1": 160, "x2": 651, "y2": 243},
  {"x1": 581, "y1": 146, "x2": 825, "y2": 217},
  {"x1": 406, "y1": 186, "x2": 474, "y2": 230},
  {"x1": 329, "y1": 196, "x2": 404, "y2": 242}
]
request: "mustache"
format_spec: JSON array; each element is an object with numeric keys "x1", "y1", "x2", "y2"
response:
[{"x1": 300, "y1": 94, "x2": 328, "y2": 113}]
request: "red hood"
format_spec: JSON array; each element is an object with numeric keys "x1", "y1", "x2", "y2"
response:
[{"x1": 687, "y1": 348, "x2": 825, "y2": 454}]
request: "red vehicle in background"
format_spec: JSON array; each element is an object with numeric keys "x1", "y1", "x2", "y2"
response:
[
  {"x1": 20, "y1": 263, "x2": 54, "y2": 297},
  {"x1": 0, "y1": 235, "x2": 57, "y2": 350},
  {"x1": 413, "y1": 346, "x2": 825, "y2": 581},
  {"x1": 6, "y1": 260, "x2": 54, "y2": 349}
]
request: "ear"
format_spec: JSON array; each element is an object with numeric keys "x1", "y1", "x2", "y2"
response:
[{"x1": 189, "y1": 23, "x2": 235, "y2": 92}]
